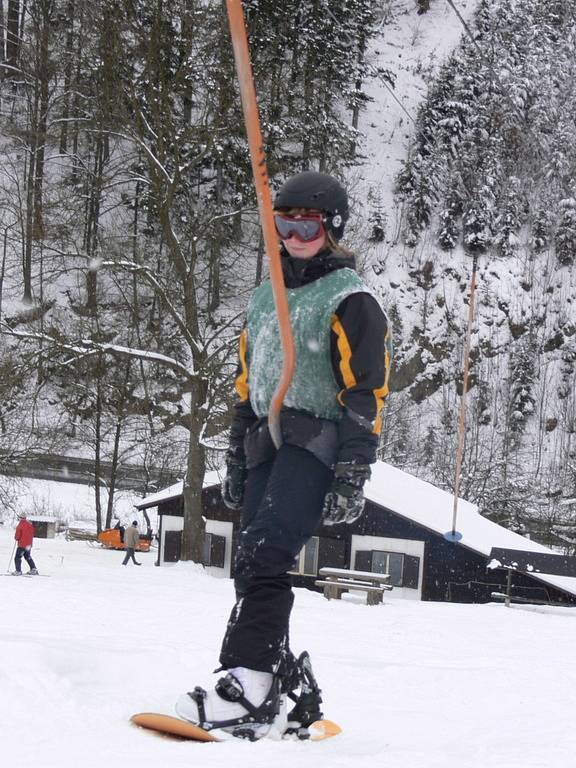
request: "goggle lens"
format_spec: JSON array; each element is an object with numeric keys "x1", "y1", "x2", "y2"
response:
[{"x1": 274, "y1": 214, "x2": 325, "y2": 243}]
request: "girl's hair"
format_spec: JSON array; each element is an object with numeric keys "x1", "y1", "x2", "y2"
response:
[
  {"x1": 326, "y1": 232, "x2": 354, "y2": 258},
  {"x1": 274, "y1": 207, "x2": 354, "y2": 258}
]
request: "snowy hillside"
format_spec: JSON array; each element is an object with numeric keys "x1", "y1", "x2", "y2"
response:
[
  {"x1": 349, "y1": 1, "x2": 576, "y2": 542},
  {"x1": 356, "y1": 0, "x2": 476, "y2": 229},
  {"x1": 1, "y1": 526, "x2": 575, "y2": 768}
]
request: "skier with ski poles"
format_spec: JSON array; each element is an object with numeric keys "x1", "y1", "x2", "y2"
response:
[
  {"x1": 13, "y1": 512, "x2": 39, "y2": 575},
  {"x1": 176, "y1": 170, "x2": 392, "y2": 740}
]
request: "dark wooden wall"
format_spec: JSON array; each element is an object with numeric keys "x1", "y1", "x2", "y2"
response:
[{"x1": 158, "y1": 485, "x2": 576, "y2": 605}]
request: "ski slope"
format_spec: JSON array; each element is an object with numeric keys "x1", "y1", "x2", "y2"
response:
[{"x1": 1, "y1": 526, "x2": 575, "y2": 768}]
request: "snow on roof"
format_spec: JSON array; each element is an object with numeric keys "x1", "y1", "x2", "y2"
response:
[
  {"x1": 28, "y1": 515, "x2": 58, "y2": 523},
  {"x1": 133, "y1": 470, "x2": 221, "y2": 510},
  {"x1": 367, "y1": 462, "x2": 576, "y2": 598}
]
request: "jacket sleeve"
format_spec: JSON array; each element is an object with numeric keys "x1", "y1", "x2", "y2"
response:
[
  {"x1": 330, "y1": 292, "x2": 391, "y2": 465},
  {"x1": 228, "y1": 328, "x2": 258, "y2": 458}
]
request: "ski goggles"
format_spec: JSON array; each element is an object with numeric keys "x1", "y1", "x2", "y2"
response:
[{"x1": 274, "y1": 213, "x2": 326, "y2": 242}]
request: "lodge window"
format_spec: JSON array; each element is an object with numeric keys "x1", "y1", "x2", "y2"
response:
[
  {"x1": 291, "y1": 537, "x2": 319, "y2": 576},
  {"x1": 203, "y1": 533, "x2": 226, "y2": 568},
  {"x1": 355, "y1": 549, "x2": 420, "y2": 589},
  {"x1": 164, "y1": 530, "x2": 182, "y2": 563}
]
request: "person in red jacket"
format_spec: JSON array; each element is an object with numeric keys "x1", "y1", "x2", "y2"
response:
[{"x1": 13, "y1": 512, "x2": 39, "y2": 575}]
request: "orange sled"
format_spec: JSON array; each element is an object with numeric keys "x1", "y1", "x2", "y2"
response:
[{"x1": 98, "y1": 529, "x2": 151, "y2": 552}]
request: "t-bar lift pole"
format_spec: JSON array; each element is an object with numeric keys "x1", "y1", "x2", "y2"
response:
[
  {"x1": 447, "y1": 253, "x2": 479, "y2": 542},
  {"x1": 225, "y1": 0, "x2": 295, "y2": 449}
]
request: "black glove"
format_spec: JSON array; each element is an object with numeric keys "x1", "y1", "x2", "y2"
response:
[
  {"x1": 221, "y1": 449, "x2": 247, "y2": 511},
  {"x1": 322, "y1": 462, "x2": 371, "y2": 526}
]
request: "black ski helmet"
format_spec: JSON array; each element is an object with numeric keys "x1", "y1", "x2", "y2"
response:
[{"x1": 274, "y1": 171, "x2": 349, "y2": 241}]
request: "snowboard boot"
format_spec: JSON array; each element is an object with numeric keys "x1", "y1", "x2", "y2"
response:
[
  {"x1": 175, "y1": 667, "x2": 287, "y2": 741},
  {"x1": 283, "y1": 651, "x2": 324, "y2": 740}
]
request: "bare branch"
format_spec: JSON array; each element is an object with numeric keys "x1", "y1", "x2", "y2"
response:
[
  {"x1": 99, "y1": 259, "x2": 204, "y2": 358},
  {"x1": 0, "y1": 325, "x2": 197, "y2": 382}
]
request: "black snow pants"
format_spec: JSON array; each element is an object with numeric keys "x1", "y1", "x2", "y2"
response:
[
  {"x1": 219, "y1": 444, "x2": 333, "y2": 674},
  {"x1": 15, "y1": 547, "x2": 36, "y2": 572}
]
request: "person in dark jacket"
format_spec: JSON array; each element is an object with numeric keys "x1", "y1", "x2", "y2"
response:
[
  {"x1": 122, "y1": 521, "x2": 142, "y2": 566},
  {"x1": 13, "y1": 512, "x2": 39, "y2": 575},
  {"x1": 176, "y1": 172, "x2": 391, "y2": 739}
]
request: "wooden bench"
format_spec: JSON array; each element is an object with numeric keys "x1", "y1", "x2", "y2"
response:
[
  {"x1": 487, "y1": 547, "x2": 576, "y2": 607},
  {"x1": 315, "y1": 567, "x2": 392, "y2": 606}
]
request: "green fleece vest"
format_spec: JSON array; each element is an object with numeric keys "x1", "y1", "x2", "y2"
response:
[{"x1": 246, "y1": 267, "x2": 367, "y2": 421}]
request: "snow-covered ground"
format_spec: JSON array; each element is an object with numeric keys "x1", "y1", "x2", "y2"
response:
[{"x1": 1, "y1": 525, "x2": 575, "y2": 768}]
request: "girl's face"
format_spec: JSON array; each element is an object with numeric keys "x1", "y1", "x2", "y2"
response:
[
  {"x1": 277, "y1": 208, "x2": 328, "y2": 260},
  {"x1": 282, "y1": 229, "x2": 327, "y2": 260}
]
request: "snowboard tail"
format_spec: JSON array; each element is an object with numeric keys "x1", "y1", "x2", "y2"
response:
[
  {"x1": 131, "y1": 714, "x2": 218, "y2": 741},
  {"x1": 130, "y1": 712, "x2": 341, "y2": 742}
]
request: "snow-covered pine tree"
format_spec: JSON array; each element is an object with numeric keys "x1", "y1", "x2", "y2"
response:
[
  {"x1": 494, "y1": 178, "x2": 524, "y2": 259},
  {"x1": 438, "y1": 192, "x2": 462, "y2": 250},
  {"x1": 508, "y1": 339, "x2": 537, "y2": 435},
  {"x1": 555, "y1": 198, "x2": 576, "y2": 267}
]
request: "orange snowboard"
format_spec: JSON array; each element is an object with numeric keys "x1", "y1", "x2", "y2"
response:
[{"x1": 131, "y1": 712, "x2": 342, "y2": 742}]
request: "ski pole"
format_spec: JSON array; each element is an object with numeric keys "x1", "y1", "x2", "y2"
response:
[
  {"x1": 225, "y1": 0, "x2": 295, "y2": 449},
  {"x1": 6, "y1": 540, "x2": 16, "y2": 573}
]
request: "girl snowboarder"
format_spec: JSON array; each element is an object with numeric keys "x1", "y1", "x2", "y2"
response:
[{"x1": 176, "y1": 171, "x2": 391, "y2": 739}]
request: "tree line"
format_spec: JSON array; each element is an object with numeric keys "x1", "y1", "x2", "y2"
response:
[{"x1": 0, "y1": 0, "x2": 381, "y2": 559}]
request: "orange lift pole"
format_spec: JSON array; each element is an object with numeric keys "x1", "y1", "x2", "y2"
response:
[
  {"x1": 447, "y1": 253, "x2": 479, "y2": 542},
  {"x1": 225, "y1": 0, "x2": 295, "y2": 449}
]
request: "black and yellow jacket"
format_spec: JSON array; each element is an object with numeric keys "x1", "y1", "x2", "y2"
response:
[{"x1": 229, "y1": 248, "x2": 391, "y2": 469}]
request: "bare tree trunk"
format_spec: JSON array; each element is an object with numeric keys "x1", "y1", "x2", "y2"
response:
[
  {"x1": 6, "y1": 0, "x2": 20, "y2": 67},
  {"x1": 105, "y1": 417, "x2": 122, "y2": 530},
  {"x1": 105, "y1": 361, "x2": 132, "y2": 528},
  {"x1": 0, "y1": 226, "x2": 9, "y2": 320},
  {"x1": 180, "y1": 2, "x2": 194, "y2": 124},
  {"x1": 23, "y1": 111, "x2": 37, "y2": 302},
  {"x1": 69, "y1": 9, "x2": 84, "y2": 181},
  {"x1": 22, "y1": 0, "x2": 52, "y2": 302},
  {"x1": 59, "y1": 0, "x2": 75, "y2": 155},
  {"x1": 181, "y1": 381, "x2": 207, "y2": 563},
  {"x1": 0, "y1": 3, "x2": 6, "y2": 63},
  {"x1": 350, "y1": 29, "x2": 367, "y2": 158},
  {"x1": 94, "y1": 376, "x2": 103, "y2": 534},
  {"x1": 84, "y1": 134, "x2": 105, "y2": 313},
  {"x1": 130, "y1": 182, "x2": 156, "y2": 433},
  {"x1": 301, "y1": 71, "x2": 313, "y2": 168},
  {"x1": 208, "y1": 164, "x2": 223, "y2": 315},
  {"x1": 255, "y1": 231, "x2": 264, "y2": 287},
  {"x1": 32, "y1": 0, "x2": 51, "y2": 240}
]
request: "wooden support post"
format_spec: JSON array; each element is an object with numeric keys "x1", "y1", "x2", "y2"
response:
[{"x1": 505, "y1": 569, "x2": 512, "y2": 608}]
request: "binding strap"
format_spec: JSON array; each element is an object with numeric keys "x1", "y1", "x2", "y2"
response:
[{"x1": 184, "y1": 672, "x2": 280, "y2": 732}]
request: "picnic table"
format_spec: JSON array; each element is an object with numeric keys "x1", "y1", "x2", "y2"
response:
[{"x1": 315, "y1": 566, "x2": 392, "y2": 606}]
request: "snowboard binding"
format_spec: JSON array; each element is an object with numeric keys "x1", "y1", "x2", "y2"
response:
[
  {"x1": 283, "y1": 651, "x2": 324, "y2": 740},
  {"x1": 183, "y1": 671, "x2": 282, "y2": 741}
]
